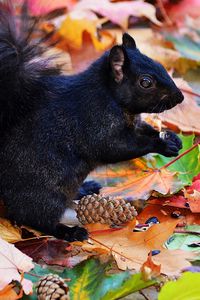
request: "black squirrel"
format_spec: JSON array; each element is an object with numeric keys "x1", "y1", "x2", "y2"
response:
[{"x1": 0, "y1": 2, "x2": 183, "y2": 241}]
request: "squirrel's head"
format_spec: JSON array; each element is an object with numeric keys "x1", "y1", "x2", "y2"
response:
[{"x1": 108, "y1": 33, "x2": 184, "y2": 114}]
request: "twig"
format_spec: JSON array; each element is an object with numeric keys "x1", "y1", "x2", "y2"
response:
[
  {"x1": 160, "y1": 142, "x2": 200, "y2": 170},
  {"x1": 174, "y1": 229, "x2": 200, "y2": 235},
  {"x1": 139, "y1": 290, "x2": 150, "y2": 300},
  {"x1": 156, "y1": 0, "x2": 173, "y2": 26},
  {"x1": 25, "y1": 271, "x2": 42, "y2": 278}
]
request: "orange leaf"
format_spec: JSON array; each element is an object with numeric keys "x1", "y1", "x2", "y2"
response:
[
  {"x1": 140, "y1": 252, "x2": 161, "y2": 281},
  {"x1": 84, "y1": 219, "x2": 194, "y2": 275},
  {"x1": 97, "y1": 161, "x2": 182, "y2": 200},
  {"x1": 0, "y1": 283, "x2": 23, "y2": 300},
  {"x1": 184, "y1": 189, "x2": 200, "y2": 213}
]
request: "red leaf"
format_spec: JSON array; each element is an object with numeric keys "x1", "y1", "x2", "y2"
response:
[{"x1": 15, "y1": 238, "x2": 90, "y2": 268}]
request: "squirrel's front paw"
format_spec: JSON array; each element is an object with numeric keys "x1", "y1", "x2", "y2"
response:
[
  {"x1": 159, "y1": 131, "x2": 182, "y2": 157},
  {"x1": 55, "y1": 224, "x2": 88, "y2": 241}
]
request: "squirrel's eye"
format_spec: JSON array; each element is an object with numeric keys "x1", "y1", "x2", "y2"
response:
[{"x1": 139, "y1": 77, "x2": 153, "y2": 89}]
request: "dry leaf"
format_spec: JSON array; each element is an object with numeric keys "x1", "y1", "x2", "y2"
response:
[
  {"x1": 184, "y1": 190, "x2": 200, "y2": 213},
  {"x1": 84, "y1": 219, "x2": 194, "y2": 275},
  {"x1": 59, "y1": 12, "x2": 115, "y2": 51},
  {"x1": 97, "y1": 161, "x2": 182, "y2": 200},
  {"x1": 140, "y1": 252, "x2": 161, "y2": 281},
  {"x1": 137, "y1": 203, "x2": 200, "y2": 225},
  {"x1": 73, "y1": 0, "x2": 162, "y2": 28},
  {"x1": 0, "y1": 283, "x2": 23, "y2": 300},
  {"x1": 0, "y1": 238, "x2": 34, "y2": 294},
  {"x1": 152, "y1": 77, "x2": 200, "y2": 134},
  {"x1": 0, "y1": 218, "x2": 22, "y2": 243},
  {"x1": 16, "y1": 0, "x2": 76, "y2": 16}
]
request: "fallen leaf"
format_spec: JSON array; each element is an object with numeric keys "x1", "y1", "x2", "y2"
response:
[
  {"x1": 0, "y1": 283, "x2": 23, "y2": 300},
  {"x1": 59, "y1": 12, "x2": 115, "y2": 51},
  {"x1": 16, "y1": 0, "x2": 77, "y2": 16},
  {"x1": 184, "y1": 189, "x2": 200, "y2": 213},
  {"x1": 73, "y1": 0, "x2": 162, "y2": 28},
  {"x1": 158, "y1": 272, "x2": 200, "y2": 300},
  {"x1": 165, "y1": 0, "x2": 200, "y2": 25},
  {"x1": 151, "y1": 134, "x2": 200, "y2": 186},
  {"x1": 141, "y1": 252, "x2": 161, "y2": 281},
  {"x1": 91, "y1": 159, "x2": 182, "y2": 200},
  {"x1": 137, "y1": 203, "x2": 200, "y2": 225},
  {"x1": 16, "y1": 238, "x2": 90, "y2": 268},
  {"x1": 155, "y1": 77, "x2": 200, "y2": 134},
  {"x1": 0, "y1": 218, "x2": 22, "y2": 243},
  {"x1": 165, "y1": 225, "x2": 200, "y2": 252},
  {"x1": 0, "y1": 238, "x2": 33, "y2": 294},
  {"x1": 84, "y1": 220, "x2": 194, "y2": 275}
]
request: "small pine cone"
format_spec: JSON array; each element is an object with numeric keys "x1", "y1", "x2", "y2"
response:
[
  {"x1": 36, "y1": 274, "x2": 70, "y2": 300},
  {"x1": 76, "y1": 194, "x2": 137, "y2": 225}
]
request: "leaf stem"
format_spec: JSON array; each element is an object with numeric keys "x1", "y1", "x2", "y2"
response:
[
  {"x1": 181, "y1": 88, "x2": 200, "y2": 99},
  {"x1": 160, "y1": 142, "x2": 200, "y2": 170},
  {"x1": 156, "y1": 0, "x2": 173, "y2": 26}
]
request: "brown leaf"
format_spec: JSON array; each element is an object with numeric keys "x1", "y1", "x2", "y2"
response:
[
  {"x1": 16, "y1": 238, "x2": 91, "y2": 268},
  {"x1": 140, "y1": 252, "x2": 161, "y2": 281},
  {"x1": 84, "y1": 219, "x2": 194, "y2": 275}
]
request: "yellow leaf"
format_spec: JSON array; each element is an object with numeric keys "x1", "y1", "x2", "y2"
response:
[
  {"x1": 59, "y1": 13, "x2": 114, "y2": 50},
  {"x1": 0, "y1": 218, "x2": 22, "y2": 243}
]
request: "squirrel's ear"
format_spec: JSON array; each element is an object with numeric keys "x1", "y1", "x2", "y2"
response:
[
  {"x1": 109, "y1": 45, "x2": 125, "y2": 83},
  {"x1": 122, "y1": 33, "x2": 136, "y2": 49}
]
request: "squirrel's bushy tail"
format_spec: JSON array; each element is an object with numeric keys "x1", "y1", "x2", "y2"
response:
[{"x1": 0, "y1": 1, "x2": 61, "y2": 133}]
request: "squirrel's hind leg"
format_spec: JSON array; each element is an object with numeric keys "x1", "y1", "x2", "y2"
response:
[{"x1": 6, "y1": 188, "x2": 88, "y2": 241}]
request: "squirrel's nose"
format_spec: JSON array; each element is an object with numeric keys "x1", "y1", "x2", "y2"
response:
[{"x1": 174, "y1": 90, "x2": 184, "y2": 104}]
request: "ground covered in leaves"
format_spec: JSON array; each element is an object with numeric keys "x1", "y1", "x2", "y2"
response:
[{"x1": 1, "y1": 0, "x2": 200, "y2": 299}]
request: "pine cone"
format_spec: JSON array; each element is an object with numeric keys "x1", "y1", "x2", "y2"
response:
[
  {"x1": 36, "y1": 274, "x2": 70, "y2": 300},
  {"x1": 76, "y1": 194, "x2": 137, "y2": 225}
]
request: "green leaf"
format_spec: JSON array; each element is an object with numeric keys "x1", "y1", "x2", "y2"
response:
[
  {"x1": 165, "y1": 225, "x2": 200, "y2": 251},
  {"x1": 158, "y1": 272, "x2": 200, "y2": 300},
  {"x1": 62, "y1": 258, "x2": 155, "y2": 300},
  {"x1": 101, "y1": 273, "x2": 155, "y2": 300},
  {"x1": 23, "y1": 259, "x2": 156, "y2": 300},
  {"x1": 151, "y1": 134, "x2": 200, "y2": 186}
]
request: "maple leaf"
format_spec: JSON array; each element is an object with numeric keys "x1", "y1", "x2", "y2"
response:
[
  {"x1": 91, "y1": 159, "x2": 182, "y2": 200},
  {"x1": 73, "y1": 0, "x2": 162, "y2": 28},
  {"x1": 149, "y1": 77, "x2": 200, "y2": 134},
  {"x1": 16, "y1": 238, "x2": 91, "y2": 268},
  {"x1": 84, "y1": 220, "x2": 194, "y2": 275},
  {"x1": 59, "y1": 12, "x2": 115, "y2": 50},
  {"x1": 137, "y1": 202, "x2": 200, "y2": 225},
  {"x1": 0, "y1": 238, "x2": 34, "y2": 295}
]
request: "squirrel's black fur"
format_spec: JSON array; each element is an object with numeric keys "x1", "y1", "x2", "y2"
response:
[{"x1": 0, "y1": 2, "x2": 184, "y2": 241}]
